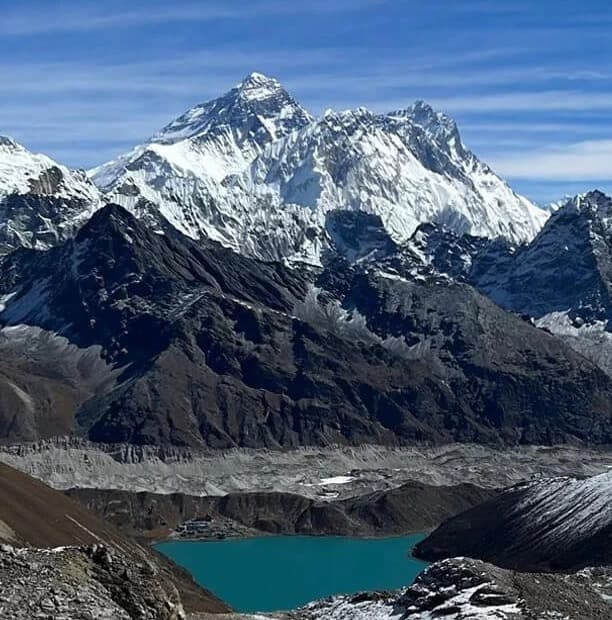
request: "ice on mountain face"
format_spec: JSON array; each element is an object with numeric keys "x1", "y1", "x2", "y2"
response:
[
  {"x1": 0, "y1": 292, "x2": 16, "y2": 313},
  {"x1": 0, "y1": 137, "x2": 101, "y2": 254},
  {"x1": 89, "y1": 73, "x2": 548, "y2": 265},
  {"x1": 0, "y1": 137, "x2": 96, "y2": 202}
]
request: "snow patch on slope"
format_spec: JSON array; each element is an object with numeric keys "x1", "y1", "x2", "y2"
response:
[{"x1": 513, "y1": 471, "x2": 612, "y2": 544}]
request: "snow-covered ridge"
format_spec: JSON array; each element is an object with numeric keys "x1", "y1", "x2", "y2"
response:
[
  {"x1": 0, "y1": 136, "x2": 101, "y2": 254},
  {"x1": 89, "y1": 72, "x2": 548, "y2": 264},
  {"x1": 512, "y1": 471, "x2": 612, "y2": 546},
  {"x1": 0, "y1": 137, "x2": 98, "y2": 202}
]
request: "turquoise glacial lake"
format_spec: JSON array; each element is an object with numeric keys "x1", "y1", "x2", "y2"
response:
[{"x1": 156, "y1": 534, "x2": 428, "y2": 613}]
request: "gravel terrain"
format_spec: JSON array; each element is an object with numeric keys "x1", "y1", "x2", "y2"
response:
[{"x1": 1, "y1": 440, "x2": 610, "y2": 498}]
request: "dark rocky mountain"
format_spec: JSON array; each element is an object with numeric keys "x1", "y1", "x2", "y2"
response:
[
  {"x1": 68, "y1": 481, "x2": 497, "y2": 539},
  {"x1": 0, "y1": 462, "x2": 229, "y2": 615},
  {"x1": 478, "y1": 190, "x2": 612, "y2": 320},
  {"x1": 414, "y1": 470, "x2": 612, "y2": 572},
  {"x1": 392, "y1": 190, "x2": 612, "y2": 319},
  {"x1": 389, "y1": 190, "x2": 612, "y2": 377},
  {"x1": 1, "y1": 204, "x2": 612, "y2": 448}
]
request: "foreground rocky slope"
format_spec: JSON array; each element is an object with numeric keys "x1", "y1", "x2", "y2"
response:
[
  {"x1": 0, "y1": 462, "x2": 229, "y2": 615},
  {"x1": 0, "y1": 204, "x2": 610, "y2": 448},
  {"x1": 415, "y1": 470, "x2": 612, "y2": 572},
  {"x1": 287, "y1": 558, "x2": 612, "y2": 620},
  {"x1": 0, "y1": 544, "x2": 185, "y2": 619}
]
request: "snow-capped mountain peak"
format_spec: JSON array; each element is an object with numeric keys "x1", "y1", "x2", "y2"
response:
[
  {"x1": 89, "y1": 75, "x2": 549, "y2": 263},
  {"x1": 235, "y1": 70, "x2": 285, "y2": 100},
  {"x1": 149, "y1": 71, "x2": 312, "y2": 147},
  {"x1": 0, "y1": 136, "x2": 20, "y2": 150},
  {"x1": 90, "y1": 72, "x2": 312, "y2": 195},
  {"x1": 539, "y1": 190, "x2": 612, "y2": 221},
  {"x1": 0, "y1": 136, "x2": 98, "y2": 202},
  {"x1": 566, "y1": 189, "x2": 612, "y2": 218},
  {"x1": 0, "y1": 137, "x2": 101, "y2": 254}
]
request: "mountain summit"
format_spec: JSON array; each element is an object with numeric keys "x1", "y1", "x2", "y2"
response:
[
  {"x1": 89, "y1": 73, "x2": 548, "y2": 264},
  {"x1": 151, "y1": 71, "x2": 313, "y2": 148},
  {"x1": 92, "y1": 72, "x2": 312, "y2": 189}
]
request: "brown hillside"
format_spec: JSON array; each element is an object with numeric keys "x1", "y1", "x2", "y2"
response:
[{"x1": 0, "y1": 462, "x2": 229, "y2": 613}]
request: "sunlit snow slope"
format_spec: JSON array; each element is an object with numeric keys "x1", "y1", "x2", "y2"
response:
[{"x1": 90, "y1": 72, "x2": 548, "y2": 264}]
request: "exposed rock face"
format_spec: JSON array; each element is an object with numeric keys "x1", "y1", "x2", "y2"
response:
[
  {"x1": 476, "y1": 191, "x2": 612, "y2": 322},
  {"x1": 0, "y1": 326, "x2": 117, "y2": 442},
  {"x1": 0, "y1": 204, "x2": 611, "y2": 448},
  {"x1": 414, "y1": 470, "x2": 612, "y2": 572},
  {"x1": 289, "y1": 558, "x2": 612, "y2": 619},
  {"x1": 0, "y1": 544, "x2": 185, "y2": 619},
  {"x1": 404, "y1": 190, "x2": 612, "y2": 378},
  {"x1": 67, "y1": 481, "x2": 497, "y2": 539}
]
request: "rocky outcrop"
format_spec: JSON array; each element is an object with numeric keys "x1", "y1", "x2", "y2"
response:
[{"x1": 289, "y1": 558, "x2": 612, "y2": 619}]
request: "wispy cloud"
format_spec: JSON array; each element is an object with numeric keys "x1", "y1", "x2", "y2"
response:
[
  {"x1": 489, "y1": 139, "x2": 612, "y2": 180},
  {"x1": 6, "y1": 60, "x2": 608, "y2": 105},
  {"x1": 462, "y1": 120, "x2": 612, "y2": 135},
  {"x1": 1, "y1": 0, "x2": 387, "y2": 35},
  {"x1": 427, "y1": 91, "x2": 612, "y2": 113}
]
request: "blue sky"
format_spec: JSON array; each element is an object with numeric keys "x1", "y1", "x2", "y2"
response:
[{"x1": 2, "y1": 0, "x2": 612, "y2": 203}]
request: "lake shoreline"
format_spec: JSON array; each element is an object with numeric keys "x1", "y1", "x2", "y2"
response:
[
  {"x1": 155, "y1": 534, "x2": 430, "y2": 614},
  {"x1": 68, "y1": 481, "x2": 495, "y2": 545},
  {"x1": 150, "y1": 525, "x2": 437, "y2": 546}
]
